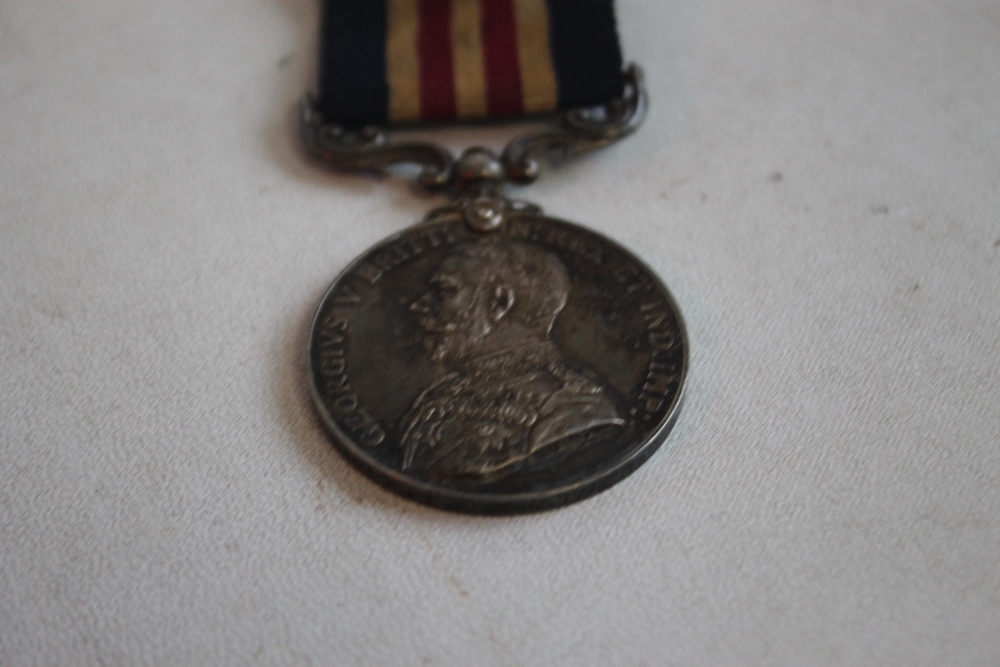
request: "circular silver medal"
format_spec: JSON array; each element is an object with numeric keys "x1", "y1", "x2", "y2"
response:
[{"x1": 308, "y1": 209, "x2": 686, "y2": 513}]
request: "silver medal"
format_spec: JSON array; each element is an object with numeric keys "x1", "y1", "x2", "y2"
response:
[{"x1": 303, "y1": 67, "x2": 687, "y2": 513}]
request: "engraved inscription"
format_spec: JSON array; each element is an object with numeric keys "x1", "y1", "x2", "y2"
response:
[
  {"x1": 612, "y1": 262, "x2": 655, "y2": 295},
  {"x1": 508, "y1": 218, "x2": 604, "y2": 264},
  {"x1": 356, "y1": 263, "x2": 382, "y2": 284},
  {"x1": 637, "y1": 302, "x2": 680, "y2": 415},
  {"x1": 326, "y1": 226, "x2": 470, "y2": 305},
  {"x1": 317, "y1": 314, "x2": 385, "y2": 446}
]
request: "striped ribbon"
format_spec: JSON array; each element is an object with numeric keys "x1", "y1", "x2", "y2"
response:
[{"x1": 319, "y1": 0, "x2": 624, "y2": 126}]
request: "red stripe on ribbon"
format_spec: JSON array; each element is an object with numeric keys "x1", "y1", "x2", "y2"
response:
[
  {"x1": 418, "y1": 0, "x2": 457, "y2": 120},
  {"x1": 480, "y1": 0, "x2": 524, "y2": 116}
]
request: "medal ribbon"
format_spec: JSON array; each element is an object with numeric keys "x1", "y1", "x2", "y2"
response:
[{"x1": 319, "y1": 0, "x2": 624, "y2": 126}]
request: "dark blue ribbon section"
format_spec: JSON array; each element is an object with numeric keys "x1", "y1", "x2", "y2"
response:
[
  {"x1": 546, "y1": 0, "x2": 624, "y2": 110},
  {"x1": 319, "y1": 1, "x2": 389, "y2": 126}
]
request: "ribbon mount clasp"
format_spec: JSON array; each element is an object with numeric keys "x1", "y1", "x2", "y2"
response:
[{"x1": 300, "y1": 64, "x2": 648, "y2": 203}]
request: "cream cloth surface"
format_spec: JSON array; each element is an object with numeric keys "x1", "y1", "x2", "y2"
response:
[{"x1": 2, "y1": 1, "x2": 999, "y2": 665}]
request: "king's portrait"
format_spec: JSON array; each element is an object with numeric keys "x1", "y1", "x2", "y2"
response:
[{"x1": 400, "y1": 240, "x2": 624, "y2": 481}]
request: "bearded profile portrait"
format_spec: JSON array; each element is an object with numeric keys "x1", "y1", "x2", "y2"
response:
[{"x1": 400, "y1": 240, "x2": 624, "y2": 481}]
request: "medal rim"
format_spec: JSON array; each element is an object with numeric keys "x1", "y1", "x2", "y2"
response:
[{"x1": 307, "y1": 213, "x2": 688, "y2": 514}]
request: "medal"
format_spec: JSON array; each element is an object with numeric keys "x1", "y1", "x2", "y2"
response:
[{"x1": 301, "y1": 0, "x2": 687, "y2": 513}]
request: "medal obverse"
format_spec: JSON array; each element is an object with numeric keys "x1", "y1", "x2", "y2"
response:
[{"x1": 308, "y1": 211, "x2": 686, "y2": 513}]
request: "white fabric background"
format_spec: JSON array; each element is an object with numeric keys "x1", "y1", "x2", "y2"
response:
[{"x1": 2, "y1": 1, "x2": 999, "y2": 665}]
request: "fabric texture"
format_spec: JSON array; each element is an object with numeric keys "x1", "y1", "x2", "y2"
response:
[
  {"x1": 320, "y1": 0, "x2": 622, "y2": 124},
  {"x1": 2, "y1": 1, "x2": 999, "y2": 665}
]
